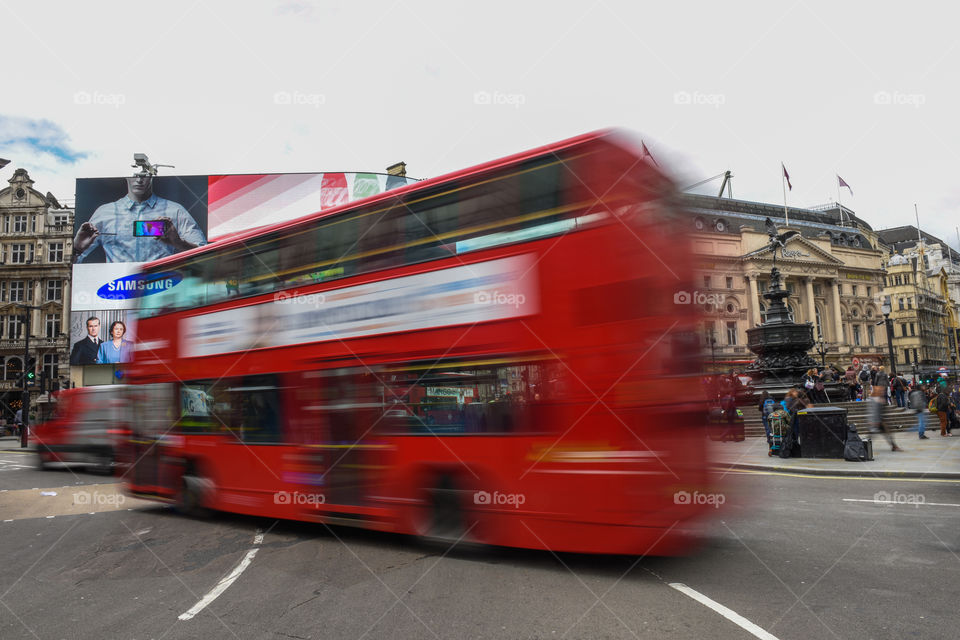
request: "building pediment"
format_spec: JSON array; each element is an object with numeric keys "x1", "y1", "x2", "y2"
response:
[{"x1": 742, "y1": 235, "x2": 844, "y2": 266}]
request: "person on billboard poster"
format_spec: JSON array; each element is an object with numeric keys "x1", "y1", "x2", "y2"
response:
[
  {"x1": 95, "y1": 320, "x2": 134, "y2": 364},
  {"x1": 73, "y1": 173, "x2": 207, "y2": 263},
  {"x1": 69, "y1": 316, "x2": 104, "y2": 365}
]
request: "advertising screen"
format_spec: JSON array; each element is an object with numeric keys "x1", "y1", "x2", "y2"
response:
[{"x1": 70, "y1": 171, "x2": 417, "y2": 358}]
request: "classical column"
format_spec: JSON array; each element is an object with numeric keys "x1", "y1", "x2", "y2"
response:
[
  {"x1": 61, "y1": 281, "x2": 71, "y2": 332},
  {"x1": 747, "y1": 273, "x2": 761, "y2": 326},
  {"x1": 830, "y1": 278, "x2": 843, "y2": 343},
  {"x1": 32, "y1": 281, "x2": 42, "y2": 338},
  {"x1": 804, "y1": 277, "x2": 817, "y2": 335}
]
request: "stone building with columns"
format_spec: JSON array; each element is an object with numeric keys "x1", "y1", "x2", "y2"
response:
[
  {"x1": 682, "y1": 194, "x2": 889, "y2": 372},
  {"x1": 0, "y1": 169, "x2": 73, "y2": 422}
]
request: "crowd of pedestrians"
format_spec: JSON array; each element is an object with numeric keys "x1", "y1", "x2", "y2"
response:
[{"x1": 755, "y1": 363, "x2": 960, "y2": 454}]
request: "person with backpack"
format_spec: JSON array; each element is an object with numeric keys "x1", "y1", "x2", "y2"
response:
[
  {"x1": 874, "y1": 366, "x2": 890, "y2": 406},
  {"x1": 936, "y1": 388, "x2": 952, "y2": 436},
  {"x1": 845, "y1": 366, "x2": 858, "y2": 401},
  {"x1": 758, "y1": 391, "x2": 775, "y2": 445},
  {"x1": 892, "y1": 375, "x2": 907, "y2": 408},
  {"x1": 857, "y1": 366, "x2": 872, "y2": 399},
  {"x1": 909, "y1": 384, "x2": 929, "y2": 440}
]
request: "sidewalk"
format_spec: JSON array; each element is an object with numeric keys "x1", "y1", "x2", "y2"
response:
[
  {"x1": 711, "y1": 432, "x2": 960, "y2": 479},
  {"x1": 0, "y1": 434, "x2": 29, "y2": 453}
]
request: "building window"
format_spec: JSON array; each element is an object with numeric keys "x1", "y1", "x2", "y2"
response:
[
  {"x1": 868, "y1": 325, "x2": 875, "y2": 346},
  {"x1": 913, "y1": 348, "x2": 919, "y2": 363},
  {"x1": 813, "y1": 284, "x2": 822, "y2": 296},
  {"x1": 9, "y1": 281, "x2": 24, "y2": 303},
  {"x1": 26, "y1": 280, "x2": 33, "y2": 302},
  {"x1": 13, "y1": 215, "x2": 26, "y2": 233},
  {"x1": 867, "y1": 286, "x2": 872, "y2": 297},
  {"x1": 45, "y1": 280, "x2": 62, "y2": 302},
  {"x1": 47, "y1": 243, "x2": 64, "y2": 263},
  {"x1": 7, "y1": 315, "x2": 23, "y2": 339},
  {"x1": 898, "y1": 298, "x2": 905, "y2": 311},
  {"x1": 907, "y1": 298, "x2": 913, "y2": 309},
  {"x1": 10, "y1": 244, "x2": 26, "y2": 264},
  {"x1": 42, "y1": 354, "x2": 59, "y2": 380},
  {"x1": 45, "y1": 314, "x2": 60, "y2": 338},
  {"x1": 853, "y1": 325, "x2": 861, "y2": 346},
  {"x1": 726, "y1": 321, "x2": 738, "y2": 345},
  {"x1": 725, "y1": 276, "x2": 733, "y2": 289},
  {"x1": 0, "y1": 281, "x2": 4, "y2": 302},
  {"x1": 852, "y1": 285, "x2": 858, "y2": 296},
  {"x1": 903, "y1": 349, "x2": 910, "y2": 365},
  {"x1": 910, "y1": 323, "x2": 916, "y2": 336},
  {"x1": 703, "y1": 275, "x2": 711, "y2": 289}
]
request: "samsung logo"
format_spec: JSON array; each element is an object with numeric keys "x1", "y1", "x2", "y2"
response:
[{"x1": 97, "y1": 272, "x2": 182, "y2": 300}]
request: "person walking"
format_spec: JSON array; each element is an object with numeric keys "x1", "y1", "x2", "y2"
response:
[
  {"x1": 909, "y1": 384, "x2": 929, "y2": 439},
  {"x1": 935, "y1": 388, "x2": 951, "y2": 436},
  {"x1": 869, "y1": 377, "x2": 903, "y2": 451},
  {"x1": 874, "y1": 366, "x2": 890, "y2": 406},
  {"x1": 858, "y1": 366, "x2": 872, "y2": 399}
]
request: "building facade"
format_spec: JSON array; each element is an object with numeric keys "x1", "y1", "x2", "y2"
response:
[
  {"x1": 682, "y1": 195, "x2": 889, "y2": 371},
  {"x1": 0, "y1": 169, "x2": 73, "y2": 422}
]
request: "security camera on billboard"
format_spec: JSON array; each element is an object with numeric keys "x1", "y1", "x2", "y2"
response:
[{"x1": 73, "y1": 175, "x2": 208, "y2": 264}]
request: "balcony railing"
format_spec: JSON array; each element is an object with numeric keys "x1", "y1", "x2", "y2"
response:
[{"x1": 0, "y1": 337, "x2": 68, "y2": 350}]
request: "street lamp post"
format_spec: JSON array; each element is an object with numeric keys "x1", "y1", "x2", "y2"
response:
[
  {"x1": 816, "y1": 326, "x2": 827, "y2": 368},
  {"x1": 11, "y1": 304, "x2": 41, "y2": 448},
  {"x1": 880, "y1": 296, "x2": 898, "y2": 377}
]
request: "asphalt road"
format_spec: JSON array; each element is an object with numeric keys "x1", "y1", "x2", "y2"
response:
[{"x1": 1, "y1": 450, "x2": 959, "y2": 640}]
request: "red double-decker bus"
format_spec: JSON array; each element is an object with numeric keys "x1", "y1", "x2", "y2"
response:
[{"x1": 125, "y1": 129, "x2": 713, "y2": 555}]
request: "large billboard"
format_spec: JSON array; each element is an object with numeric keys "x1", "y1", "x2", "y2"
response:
[{"x1": 71, "y1": 171, "x2": 417, "y2": 365}]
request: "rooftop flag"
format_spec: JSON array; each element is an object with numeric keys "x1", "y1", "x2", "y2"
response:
[
  {"x1": 837, "y1": 175, "x2": 853, "y2": 196},
  {"x1": 781, "y1": 163, "x2": 792, "y2": 191}
]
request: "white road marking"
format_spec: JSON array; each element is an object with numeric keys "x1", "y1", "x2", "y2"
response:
[
  {"x1": 669, "y1": 583, "x2": 780, "y2": 640},
  {"x1": 177, "y1": 530, "x2": 264, "y2": 622},
  {"x1": 842, "y1": 498, "x2": 960, "y2": 508}
]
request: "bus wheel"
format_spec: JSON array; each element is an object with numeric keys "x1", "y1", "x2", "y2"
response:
[
  {"x1": 36, "y1": 449, "x2": 49, "y2": 471},
  {"x1": 178, "y1": 472, "x2": 211, "y2": 518},
  {"x1": 93, "y1": 450, "x2": 114, "y2": 476},
  {"x1": 423, "y1": 475, "x2": 467, "y2": 546}
]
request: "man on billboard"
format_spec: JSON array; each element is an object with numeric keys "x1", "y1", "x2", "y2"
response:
[
  {"x1": 70, "y1": 316, "x2": 103, "y2": 365},
  {"x1": 73, "y1": 173, "x2": 207, "y2": 263}
]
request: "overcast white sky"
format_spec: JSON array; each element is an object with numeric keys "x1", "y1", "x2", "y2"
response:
[{"x1": 1, "y1": 0, "x2": 958, "y2": 249}]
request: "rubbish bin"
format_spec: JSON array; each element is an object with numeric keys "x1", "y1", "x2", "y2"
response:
[{"x1": 796, "y1": 407, "x2": 848, "y2": 458}]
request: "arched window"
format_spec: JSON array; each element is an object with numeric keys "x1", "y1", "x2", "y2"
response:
[{"x1": 5, "y1": 357, "x2": 22, "y2": 382}]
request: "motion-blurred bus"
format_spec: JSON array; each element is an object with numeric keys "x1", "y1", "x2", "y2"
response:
[{"x1": 125, "y1": 130, "x2": 713, "y2": 555}]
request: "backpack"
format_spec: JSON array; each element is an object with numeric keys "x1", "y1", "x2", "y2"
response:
[
  {"x1": 843, "y1": 426, "x2": 869, "y2": 461},
  {"x1": 858, "y1": 370, "x2": 870, "y2": 383},
  {"x1": 762, "y1": 398, "x2": 775, "y2": 416},
  {"x1": 768, "y1": 408, "x2": 792, "y2": 438},
  {"x1": 929, "y1": 397, "x2": 938, "y2": 412}
]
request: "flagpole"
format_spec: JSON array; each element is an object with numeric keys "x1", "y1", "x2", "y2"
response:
[
  {"x1": 782, "y1": 166, "x2": 790, "y2": 227},
  {"x1": 836, "y1": 176, "x2": 844, "y2": 227}
]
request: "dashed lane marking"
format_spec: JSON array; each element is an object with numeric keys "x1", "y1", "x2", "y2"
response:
[{"x1": 669, "y1": 583, "x2": 780, "y2": 640}]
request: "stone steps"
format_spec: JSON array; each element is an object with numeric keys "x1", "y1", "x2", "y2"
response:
[{"x1": 737, "y1": 402, "x2": 922, "y2": 437}]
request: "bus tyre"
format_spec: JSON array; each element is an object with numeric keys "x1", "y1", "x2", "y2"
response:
[
  {"x1": 178, "y1": 473, "x2": 211, "y2": 518},
  {"x1": 36, "y1": 448, "x2": 49, "y2": 471},
  {"x1": 421, "y1": 475, "x2": 470, "y2": 548},
  {"x1": 93, "y1": 449, "x2": 114, "y2": 476}
]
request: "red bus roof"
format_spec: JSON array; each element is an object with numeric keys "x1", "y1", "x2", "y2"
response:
[{"x1": 143, "y1": 128, "x2": 619, "y2": 270}]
